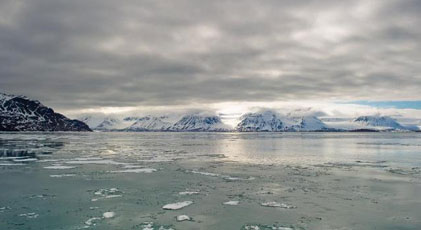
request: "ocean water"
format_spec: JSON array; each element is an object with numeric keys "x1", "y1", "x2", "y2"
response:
[{"x1": 0, "y1": 132, "x2": 420, "y2": 230}]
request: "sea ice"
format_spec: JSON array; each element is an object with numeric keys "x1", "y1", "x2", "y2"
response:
[
  {"x1": 176, "y1": 215, "x2": 191, "y2": 221},
  {"x1": 162, "y1": 201, "x2": 193, "y2": 210},
  {"x1": 140, "y1": 222, "x2": 175, "y2": 230},
  {"x1": 243, "y1": 224, "x2": 294, "y2": 230},
  {"x1": 190, "y1": 170, "x2": 220, "y2": 177},
  {"x1": 92, "y1": 188, "x2": 123, "y2": 201},
  {"x1": 13, "y1": 158, "x2": 38, "y2": 162},
  {"x1": 261, "y1": 202, "x2": 296, "y2": 209},
  {"x1": 110, "y1": 168, "x2": 157, "y2": 173},
  {"x1": 19, "y1": 212, "x2": 39, "y2": 219},
  {"x1": 103, "y1": 211, "x2": 115, "y2": 218},
  {"x1": 85, "y1": 217, "x2": 101, "y2": 226},
  {"x1": 44, "y1": 165, "x2": 76, "y2": 169},
  {"x1": 49, "y1": 174, "x2": 76, "y2": 178},
  {"x1": 223, "y1": 200, "x2": 240, "y2": 205},
  {"x1": 0, "y1": 163, "x2": 25, "y2": 166},
  {"x1": 179, "y1": 191, "x2": 200, "y2": 195}
]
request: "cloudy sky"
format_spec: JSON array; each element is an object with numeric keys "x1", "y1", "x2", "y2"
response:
[{"x1": 0, "y1": 0, "x2": 420, "y2": 118}]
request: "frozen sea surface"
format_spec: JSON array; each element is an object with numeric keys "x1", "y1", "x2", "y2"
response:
[{"x1": 0, "y1": 132, "x2": 421, "y2": 230}]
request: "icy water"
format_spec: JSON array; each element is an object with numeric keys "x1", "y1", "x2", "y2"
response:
[{"x1": 0, "y1": 132, "x2": 421, "y2": 230}]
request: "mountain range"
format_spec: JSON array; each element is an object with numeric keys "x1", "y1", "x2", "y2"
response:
[{"x1": 1, "y1": 92, "x2": 419, "y2": 132}]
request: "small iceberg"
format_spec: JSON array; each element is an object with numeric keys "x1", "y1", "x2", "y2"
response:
[
  {"x1": 260, "y1": 202, "x2": 296, "y2": 209},
  {"x1": 18, "y1": 212, "x2": 39, "y2": 219},
  {"x1": 103, "y1": 211, "x2": 115, "y2": 218},
  {"x1": 179, "y1": 191, "x2": 200, "y2": 195},
  {"x1": 140, "y1": 222, "x2": 175, "y2": 230},
  {"x1": 44, "y1": 165, "x2": 76, "y2": 169},
  {"x1": 49, "y1": 174, "x2": 76, "y2": 178},
  {"x1": 162, "y1": 201, "x2": 193, "y2": 210},
  {"x1": 176, "y1": 215, "x2": 191, "y2": 222},
  {"x1": 110, "y1": 168, "x2": 157, "y2": 173},
  {"x1": 84, "y1": 217, "x2": 101, "y2": 226},
  {"x1": 223, "y1": 200, "x2": 240, "y2": 206}
]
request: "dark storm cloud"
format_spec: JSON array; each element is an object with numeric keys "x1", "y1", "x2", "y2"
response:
[{"x1": 0, "y1": 0, "x2": 420, "y2": 110}]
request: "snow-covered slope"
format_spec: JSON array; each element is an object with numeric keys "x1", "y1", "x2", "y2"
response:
[
  {"x1": 169, "y1": 114, "x2": 231, "y2": 131},
  {"x1": 79, "y1": 116, "x2": 132, "y2": 130},
  {"x1": 322, "y1": 115, "x2": 418, "y2": 131},
  {"x1": 0, "y1": 92, "x2": 91, "y2": 131},
  {"x1": 353, "y1": 116, "x2": 403, "y2": 129},
  {"x1": 126, "y1": 116, "x2": 173, "y2": 131},
  {"x1": 236, "y1": 110, "x2": 328, "y2": 132}
]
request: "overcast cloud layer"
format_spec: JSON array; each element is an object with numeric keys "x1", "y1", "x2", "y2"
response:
[{"x1": 0, "y1": 0, "x2": 420, "y2": 112}]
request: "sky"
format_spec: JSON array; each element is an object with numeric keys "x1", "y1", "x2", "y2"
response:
[{"x1": 0, "y1": 0, "x2": 420, "y2": 119}]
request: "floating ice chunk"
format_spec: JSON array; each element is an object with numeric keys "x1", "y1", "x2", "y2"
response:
[
  {"x1": 260, "y1": 202, "x2": 296, "y2": 209},
  {"x1": 65, "y1": 159, "x2": 126, "y2": 165},
  {"x1": 49, "y1": 174, "x2": 76, "y2": 178},
  {"x1": 179, "y1": 191, "x2": 200, "y2": 195},
  {"x1": 162, "y1": 201, "x2": 193, "y2": 210},
  {"x1": 190, "y1": 170, "x2": 220, "y2": 177},
  {"x1": 38, "y1": 159, "x2": 60, "y2": 163},
  {"x1": 92, "y1": 188, "x2": 123, "y2": 201},
  {"x1": 122, "y1": 164, "x2": 143, "y2": 169},
  {"x1": 44, "y1": 165, "x2": 76, "y2": 169},
  {"x1": 110, "y1": 168, "x2": 157, "y2": 173},
  {"x1": 223, "y1": 176, "x2": 256, "y2": 181},
  {"x1": 103, "y1": 212, "x2": 115, "y2": 218},
  {"x1": 140, "y1": 222, "x2": 175, "y2": 230},
  {"x1": 176, "y1": 215, "x2": 191, "y2": 222},
  {"x1": 85, "y1": 217, "x2": 101, "y2": 226},
  {"x1": 105, "y1": 195, "x2": 123, "y2": 199},
  {"x1": 0, "y1": 206, "x2": 11, "y2": 213},
  {"x1": 0, "y1": 163, "x2": 25, "y2": 166},
  {"x1": 243, "y1": 224, "x2": 294, "y2": 230},
  {"x1": 19, "y1": 212, "x2": 39, "y2": 219},
  {"x1": 13, "y1": 158, "x2": 38, "y2": 162},
  {"x1": 244, "y1": 225, "x2": 260, "y2": 230},
  {"x1": 223, "y1": 200, "x2": 240, "y2": 205},
  {"x1": 74, "y1": 157, "x2": 103, "y2": 161}
]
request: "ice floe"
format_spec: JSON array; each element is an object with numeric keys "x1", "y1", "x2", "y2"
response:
[
  {"x1": 103, "y1": 211, "x2": 115, "y2": 218},
  {"x1": 0, "y1": 206, "x2": 11, "y2": 213},
  {"x1": 190, "y1": 170, "x2": 220, "y2": 177},
  {"x1": 49, "y1": 174, "x2": 76, "y2": 178},
  {"x1": 84, "y1": 217, "x2": 101, "y2": 226},
  {"x1": 139, "y1": 222, "x2": 175, "y2": 230},
  {"x1": 223, "y1": 200, "x2": 240, "y2": 205},
  {"x1": 162, "y1": 201, "x2": 193, "y2": 210},
  {"x1": 260, "y1": 202, "x2": 296, "y2": 209},
  {"x1": 44, "y1": 164, "x2": 76, "y2": 169},
  {"x1": 0, "y1": 163, "x2": 25, "y2": 166},
  {"x1": 178, "y1": 191, "x2": 200, "y2": 195},
  {"x1": 242, "y1": 224, "x2": 294, "y2": 230},
  {"x1": 176, "y1": 215, "x2": 191, "y2": 221},
  {"x1": 188, "y1": 170, "x2": 254, "y2": 181},
  {"x1": 65, "y1": 159, "x2": 127, "y2": 165},
  {"x1": 19, "y1": 212, "x2": 39, "y2": 219},
  {"x1": 13, "y1": 158, "x2": 38, "y2": 162},
  {"x1": 110, "y1": 168, "x2": 157, "y2": 173},
  {"x1": 92, "y1": 188, "x2": 123, "y2": 201}
]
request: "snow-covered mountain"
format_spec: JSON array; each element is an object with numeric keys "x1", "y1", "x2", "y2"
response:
[
  {"x1": 322, "y1": 115, "x2": 419, "y2": 131},
  {"x1": 0, "y1": 93, "x2": 91, "y2": 131},
  {"x1": 168, "y1": 114, "x2": 231, "y2": 131},
  {"x1": 79, "y1": 113, "x2": 231, "y2": 131},
  {"x1": 126, "y1": 115, "x2": 173, "y2": 131},
  {"x1": 236, "y1": 110, "x2": 328, "y2": 132},
  {"x1": 79, "y1": 116, "x2": 132, "y2": 130},
  {"x1": 353, "y1": 116, "x2": 404, "y2": 130}
]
